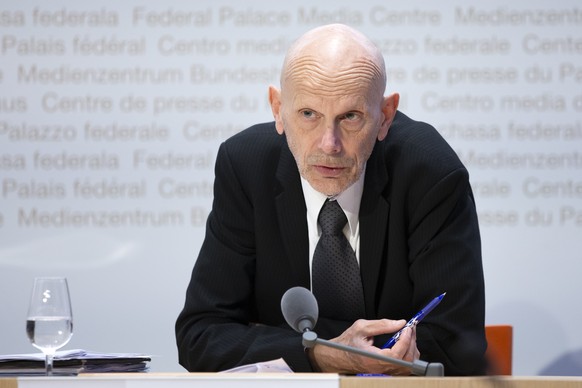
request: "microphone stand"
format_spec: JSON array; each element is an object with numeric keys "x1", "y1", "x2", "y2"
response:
[{"x1": 302, "y1": 331, "x2": 444, "y2": 376}]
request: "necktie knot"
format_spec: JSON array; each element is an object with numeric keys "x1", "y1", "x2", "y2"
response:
[{"x1": 318, "y1": 200, "x2": 347, "y2": 236}]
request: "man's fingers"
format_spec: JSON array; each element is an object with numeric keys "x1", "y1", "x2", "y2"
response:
[
  {"x1": 383, "y1": 326, "x2": 412, "y2": 357},
  {"x1": 352, "y1": 318, "x2": 407, "y2": 337}
]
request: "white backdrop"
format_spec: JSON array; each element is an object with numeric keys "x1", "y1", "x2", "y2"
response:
[{"x1": 1, "y1": 0, "x2": 581, "y2": 375}]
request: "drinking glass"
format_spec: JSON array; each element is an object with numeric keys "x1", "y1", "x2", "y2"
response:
[{"x1": 26, "y1": 277, "x2": 73, "y2": 375}]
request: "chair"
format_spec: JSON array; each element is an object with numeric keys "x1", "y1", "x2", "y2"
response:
[{"x1": 485, "y1": 324, "x2": 513, "y2": 375}]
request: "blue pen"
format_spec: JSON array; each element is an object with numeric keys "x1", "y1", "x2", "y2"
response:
[{"x1": 381, "y1": 292, "x2": 446, "y2": 349}]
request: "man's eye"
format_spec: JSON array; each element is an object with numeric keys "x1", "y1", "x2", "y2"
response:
[
  {"x1": 343, "y1": 112, "x2": 359, "y2": 121},
  {"x1": 300, "y1": 110, "x2": 315, "y2": 119}
]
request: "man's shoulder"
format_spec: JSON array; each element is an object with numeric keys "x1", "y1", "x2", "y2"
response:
[
  {"x1": 226, "y1": 121, "x2": 281, "y2": 146},
  {"x1": 386, "y1": 111, "x2": 446, "y2": 149},
  {"x1": 374, "y1": 111, "x2": 468, "y2": 190},
  {"x1": 383, "y1": 111, "x2": 462, "y2": 168},
  {"x1": 219, "y1": 121, "x2": 287, "y2": 168}
]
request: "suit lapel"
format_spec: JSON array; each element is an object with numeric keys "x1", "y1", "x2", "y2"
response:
[
  {"x1": 359, "y1": 144, "x2": 390, "y2": 317},
  {"x1": 275, "y1": 144, "x2": 310, "y2": 289}
]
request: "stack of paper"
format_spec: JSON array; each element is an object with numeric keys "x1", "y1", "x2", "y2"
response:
[{"x1": 0, "y1": 349, "x2": 151, "y2": 376}]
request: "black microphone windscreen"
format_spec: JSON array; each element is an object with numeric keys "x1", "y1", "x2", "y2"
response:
[{"x1": 280, "y1": 286, "x2": 318, "y2": 332}]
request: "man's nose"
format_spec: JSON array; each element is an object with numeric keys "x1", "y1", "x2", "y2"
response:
[{"x1": 319, "y1": 123, "x2": 341, "y2": 154}]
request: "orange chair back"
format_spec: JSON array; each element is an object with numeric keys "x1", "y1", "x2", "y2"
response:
[{"x1": 485, "y1": 324, "x2": 513, "y2": 375}]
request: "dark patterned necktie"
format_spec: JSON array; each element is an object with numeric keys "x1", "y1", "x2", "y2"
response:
[{"x1": 312, "y1": 199, "x2": 365, "y2": 321}]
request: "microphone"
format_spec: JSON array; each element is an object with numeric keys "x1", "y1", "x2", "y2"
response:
[
  {"x1": 281, "y1": 286, "x2": 319, "y2": 332},
  {"x1": 280, "y1": 286, "x2": 444, "y2": 376}
]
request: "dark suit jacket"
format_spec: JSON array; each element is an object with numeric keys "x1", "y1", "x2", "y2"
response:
[{"x1": 176, "y1": 111, "x2": 487, "y2": 375}]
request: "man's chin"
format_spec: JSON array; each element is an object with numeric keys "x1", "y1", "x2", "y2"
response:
[{"x1": 307, "y1": 177, "x2": 349, "y2": 197}]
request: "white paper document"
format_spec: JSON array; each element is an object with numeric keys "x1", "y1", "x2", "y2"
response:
[{"x1": 220, "y1": 358, "x2": 293, "y2": 373}]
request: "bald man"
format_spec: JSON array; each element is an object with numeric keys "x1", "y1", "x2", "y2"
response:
[{"x1": 176, "y1": 24, "x2": 486, "y2": 376}]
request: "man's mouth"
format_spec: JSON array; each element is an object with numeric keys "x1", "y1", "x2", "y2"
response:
[{"x1": 313, "y1": 165, "x2": 345, "y2": 177}]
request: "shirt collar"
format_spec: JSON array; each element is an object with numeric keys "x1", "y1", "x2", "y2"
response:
[{"x1": 300, "y1": 167, "x2": 366, "y2": 238}]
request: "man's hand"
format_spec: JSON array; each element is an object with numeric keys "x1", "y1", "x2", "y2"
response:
[{"x1": 309, "y1": 319, "x2": 420, "y2": 375}]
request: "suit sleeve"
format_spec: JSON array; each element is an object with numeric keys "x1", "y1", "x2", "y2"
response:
[
  {"x1": 405, "y1": 155, "x2": 486, "y2": 375},
  {"x1": 175, "y1": 142, "x2": 313, "y2": 372}
]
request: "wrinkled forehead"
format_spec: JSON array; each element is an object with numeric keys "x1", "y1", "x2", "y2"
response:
[{"x1": 283, "y1": 56, "x2": 384, "y2": 98}]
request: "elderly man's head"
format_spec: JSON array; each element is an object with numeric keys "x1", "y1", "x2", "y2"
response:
[{"x1": 269, "y1": 24, "x2": 399, "y2": 196}]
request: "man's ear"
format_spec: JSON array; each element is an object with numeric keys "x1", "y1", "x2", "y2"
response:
[
  {"x1": 377, "y1": 92, "x2": 400, "y2": 141},
  {"x1": 268, "y1": 86, "x2": 285, "y2": 135}
]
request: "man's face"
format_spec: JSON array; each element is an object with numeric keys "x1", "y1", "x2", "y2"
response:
[{"x1": 270, "y1": 79, "x2": 397, "y2": 197}]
